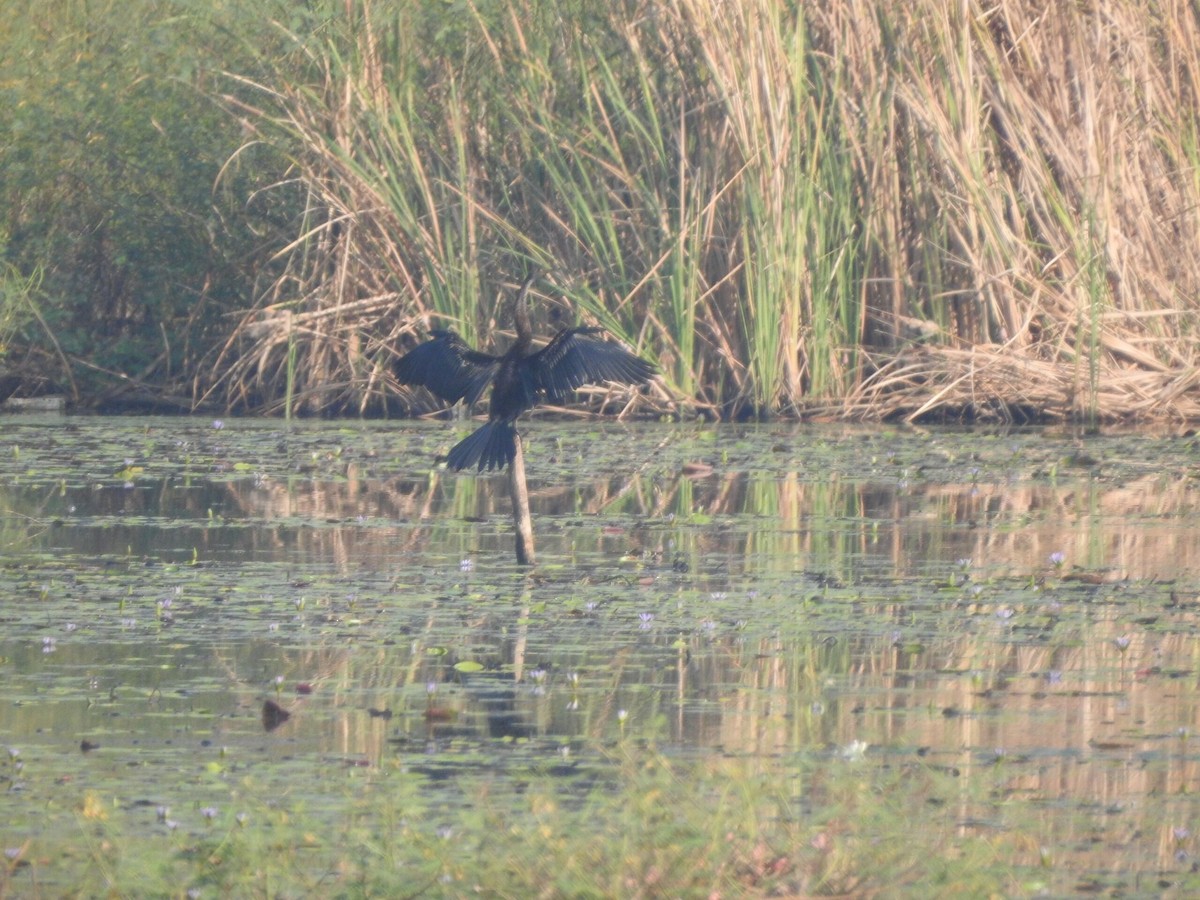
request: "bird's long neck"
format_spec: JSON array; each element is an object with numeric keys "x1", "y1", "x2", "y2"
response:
[{"x1": 509, "y1": 275, "x2": 536, "y2": 355}]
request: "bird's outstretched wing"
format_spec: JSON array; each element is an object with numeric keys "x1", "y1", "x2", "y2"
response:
[
  {"x1": 394, "y1": 330, "x2": 500, "y2": 407},
  {"x1": 526, "y1": 328, "x2": 656, "y2": 404}
]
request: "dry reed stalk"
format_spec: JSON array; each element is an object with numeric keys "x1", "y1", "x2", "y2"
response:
[
  {"x1": 844, "y1": 344, "x2": 1200, "y2": 423},
  {"x1": 203, "y1": 0, "x2": 1200, "y2": 423},
  {"x1": 794, "y1": 0, "x2": 1200, "y2": 423}
]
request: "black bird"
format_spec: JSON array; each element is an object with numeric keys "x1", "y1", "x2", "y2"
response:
[{"x1": 395, "y1": 276, "x2": 656, "y2": 471}]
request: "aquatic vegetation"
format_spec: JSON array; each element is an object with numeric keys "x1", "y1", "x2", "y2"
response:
[{"x1": 0, "y1": 419, "x2": 1199, "y2": 894}]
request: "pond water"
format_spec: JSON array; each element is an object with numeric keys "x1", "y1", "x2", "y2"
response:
[{"x1": 2, "y1": 415, "x2": 1200, "y2": 895}]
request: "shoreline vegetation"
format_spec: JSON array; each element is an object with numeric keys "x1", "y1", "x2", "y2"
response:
[{"x1": 2, "y1": 0, "x2": 1199, "y2": 424}]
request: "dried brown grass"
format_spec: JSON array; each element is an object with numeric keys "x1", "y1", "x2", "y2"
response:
[
  {"x1": 207, "y1": 0, "x2": 1200, "y2": 422},
  {"x1": 835, "y1": 0, "x2": 1200, "y2": 422},
  {"x1": 843, "y1": 341, "x2": 1200, "y2": 423}
]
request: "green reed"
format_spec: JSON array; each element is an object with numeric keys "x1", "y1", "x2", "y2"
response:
[{"x1": 7, "y1": 0, "x2": 1187, "y2": 420}]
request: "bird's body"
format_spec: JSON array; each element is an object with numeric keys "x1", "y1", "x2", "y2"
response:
[{"x1": 395, "y1": 276, "x2": 656, "y2": 471}]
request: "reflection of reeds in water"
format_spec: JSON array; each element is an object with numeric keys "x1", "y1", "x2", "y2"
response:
[
  {"x1": 260, "y1": 614, "x2": 1200, "y2": 885},
  {"x1": 914, "y1": 476, "x2": 1200, "y2": 577},
  {"x1": 653, "y1": 626, "x2": 1200, "y2": 880},
  {"x1": 209, "y1": 465, "x2": 1200, "y2": 580}
]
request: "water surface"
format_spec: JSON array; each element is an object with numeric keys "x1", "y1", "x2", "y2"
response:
[{"x1": 2, "y1": 415, "x2": 1199, "y2": 894}]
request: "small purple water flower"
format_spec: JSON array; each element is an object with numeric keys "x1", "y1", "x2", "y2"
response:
[
  {"x1": 156, "y1": 805, "x2": 170, "y2": 822},
  {"x1": 1114, "y1": 635, "x2": 1132, "y2": 653},
  {"x1": 638, "y1": 612, "x2": 654, "y2": 630},
  {"x1": 1049, "y1": 551, "x2": 1066, "y2": 568},
  {"x1": 42, "y1": 636, "x2": 56, "y2": 654},
  {"x1": 200, "y1": 806, "x2": 219, "y2": 822},
  {"x1": 459, "y1": 558, "x2": 473, "y2": 573},
  {"x1": 1173, "y1": 826, "x2": 1190, "y2": 843},
  {"x1": 4, "y1": 847, "x2": 21, "y2": 862},
  {"x1": 211, "y1": 419, "x2": 225, "y2": 430},
  {"x1": 436, "y1": 824, "x2": 454, "y2": 840}
]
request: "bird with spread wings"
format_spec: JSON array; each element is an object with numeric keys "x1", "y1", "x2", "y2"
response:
[{"x1": 395, "y1": 275, "x2": 656, "y2": 471}]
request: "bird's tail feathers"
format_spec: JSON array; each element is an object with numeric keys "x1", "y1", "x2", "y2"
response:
[{"x1": 446, "y1": 421, "x2": 517, "y2": 472}]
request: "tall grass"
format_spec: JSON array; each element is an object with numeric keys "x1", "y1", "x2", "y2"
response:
[
  {"x1": 215, "y1": 0, "x2": 1200, "y2": 421},
  {"x1": 5, "y1": 0, "x2": 1198, "y2": 420}
]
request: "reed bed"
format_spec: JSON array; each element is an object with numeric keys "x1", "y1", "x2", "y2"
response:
[{"x1": 41, "y1": 0, "x2": 1200, "y2": 420}]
